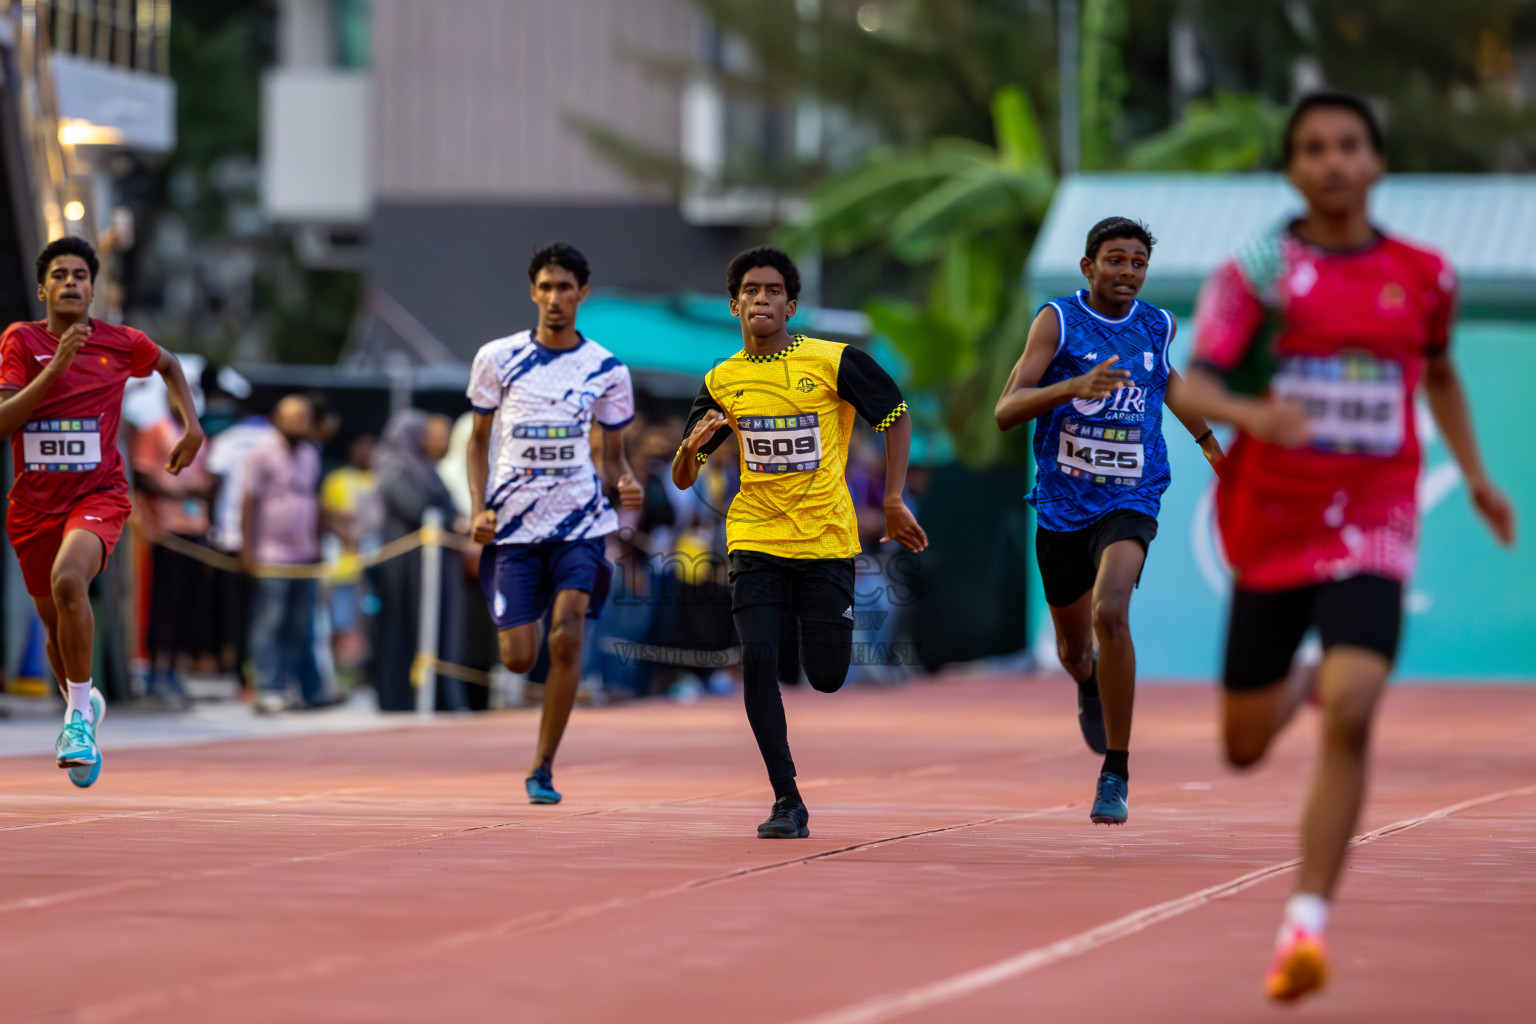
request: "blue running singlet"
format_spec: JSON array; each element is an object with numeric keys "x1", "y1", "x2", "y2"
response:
[{"x1": 1028, "y1": 290, "x2": 1174, "y2": 533}]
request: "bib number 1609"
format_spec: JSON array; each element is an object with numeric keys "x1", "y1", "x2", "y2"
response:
[{"x1": 746, "y1": 436, "x2": 816, "y2": 458}]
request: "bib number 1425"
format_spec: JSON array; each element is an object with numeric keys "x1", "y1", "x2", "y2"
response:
[{"x1": 1056, "y1": 428, "x2": 1144, "y2": 481}]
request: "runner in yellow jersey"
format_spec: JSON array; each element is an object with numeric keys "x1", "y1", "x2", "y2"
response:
[{"x1": 672, "y1": 247, "x2": 928, "y2": 838}]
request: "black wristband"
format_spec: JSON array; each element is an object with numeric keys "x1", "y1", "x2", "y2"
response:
[{"x1": 1194, "y1": 429, "x2": 1214, "y2": 445}]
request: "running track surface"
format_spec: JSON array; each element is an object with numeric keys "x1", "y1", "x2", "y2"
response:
[{"x1": 3, "y1": 677, "x2": 1534, "y2": 1023}]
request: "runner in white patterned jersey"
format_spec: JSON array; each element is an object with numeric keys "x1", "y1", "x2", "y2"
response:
[{"x1": 466, "y1": 243, "x2": 642, "y2": 805}]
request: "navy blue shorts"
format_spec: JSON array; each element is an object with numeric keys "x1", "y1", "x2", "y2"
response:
[{"x1": 478, "y1": 537, "x2": 612, "y2": 631}]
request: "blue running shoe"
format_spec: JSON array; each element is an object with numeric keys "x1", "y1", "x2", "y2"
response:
[
  {"x1": 526, "y1": 765, "x2": 562, "y2": 805},
  {"x1": 1089, "y1": 771, "x2": 1128, "y2": 825},
  {"x1": 67, "y1": 689, "x2": 106, "y2": 788},
  {"x1": 55, "y1": 709, "x2": 99, "y2": 770}
]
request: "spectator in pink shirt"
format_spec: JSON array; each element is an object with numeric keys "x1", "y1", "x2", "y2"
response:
[{"x1": 240, "y1": 394, "x2": 328, "y2": 713}]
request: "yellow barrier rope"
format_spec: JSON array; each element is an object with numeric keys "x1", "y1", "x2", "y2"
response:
[
  {"x1": 142, "y1": 526, "x2": 479, "y2": 580},
  {"x1": 142, "y1": 526, "x2": 496, "y2": 690},
  {"x1": 410, "y1": 653, "x2": 492, "y2": 688}
]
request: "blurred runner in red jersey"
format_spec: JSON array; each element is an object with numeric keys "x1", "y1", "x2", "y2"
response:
[
  {"x1": 0, "y1": 237, "x2": 204, "y2": 788},
  {"x1": 1182, "y1": 93, "x2": 1516, "y2": 1003}
]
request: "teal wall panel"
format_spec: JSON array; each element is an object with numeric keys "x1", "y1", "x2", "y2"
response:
[{"x1": 1026, "y1": 321, "x2": 1534, "y2": 681}]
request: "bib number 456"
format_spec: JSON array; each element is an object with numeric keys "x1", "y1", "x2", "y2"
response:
[{"x1": 520, "y1": 445, "x2": 576, "y2": 461}]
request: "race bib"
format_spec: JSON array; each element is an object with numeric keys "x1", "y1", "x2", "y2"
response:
[
  {"x1": 739, "y1": 413, "x2": 822, "y2": 474},
  {"x1": 1271, "y1": 354, "x2": 1405, "y2": 456},
  {"x1": 22, "y1": 419, "x2": 102, "y2": 473},
  {"x1": 507, "y1": 423, "x2": 589, "y2": 477},
  {"x1": 1056, "y1": 419, "x2": 1143, "y2": 485}
]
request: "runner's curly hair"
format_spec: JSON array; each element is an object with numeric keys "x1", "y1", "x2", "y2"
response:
[
  {"x1": 726, "y1": 247, "x2": 801, "y2": 302},
  {"x1": 36, "y1": 236, "x2": 99, "y2": 285}
]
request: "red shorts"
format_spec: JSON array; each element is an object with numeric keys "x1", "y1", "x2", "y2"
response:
[{"x1": 6, "y1": 489, "x2": 133, "y2": 597}]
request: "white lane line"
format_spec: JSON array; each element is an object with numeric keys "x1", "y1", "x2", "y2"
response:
[{"x1": 793, "y1": 783, "x2": 1536, "y2": 1024}]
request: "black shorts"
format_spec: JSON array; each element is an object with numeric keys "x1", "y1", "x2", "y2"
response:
[
  {"x1": 1223, "y1": 574, "x2": 1403, "y2": 692},
  {"x1": 727, "y1": 550, "x2": 855, "y2": 624},
  {"x1": 1035, "y1": 509, "x2": 1158, "y2": 608}
]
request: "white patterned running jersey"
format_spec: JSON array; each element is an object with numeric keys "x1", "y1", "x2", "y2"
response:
[{"x1": 467, "y1": 330, "x2": 635, "y2": 545}]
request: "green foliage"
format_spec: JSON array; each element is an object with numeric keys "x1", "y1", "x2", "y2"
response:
[
  {"x1": 134, "y1": 3, "x2": 360, "y2": 367},
  {"x1": 688, "y1": 0, "x2": 1057, "y2": 144},
  {"x1": 1126, "y1": 93, "x2": 1289, "y2": 172},
  {"x1": 168, "y1": 3, "x2": 267, "y2": 171},
  {"x1": 589, "y1": 0, "x2": 1536, "y2": 469},
  {"x1": 1079, "y1": 0, "x2": 1130, "y2": 169},
  {"x1": 268, "y1": 271, "x2": 364, "y2": 366},
  {"x1": 1181, "y1": 0, "x2": 1536, "y2": 171},
  {"x1": 783, "y1": 86, "x2": 1054, "y2": 467}
]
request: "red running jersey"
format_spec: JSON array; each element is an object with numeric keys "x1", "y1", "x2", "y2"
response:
[
  {"x1": 1193, "y1": 226, "x2": 1456, "y2": 590},
  {"x1": 0, "y1": 319, "x2": 161, "y2": 515}
]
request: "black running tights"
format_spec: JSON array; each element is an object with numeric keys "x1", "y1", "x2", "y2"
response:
[{"x1": 733, "y1": 603, "x2": 853, "y2": 782}]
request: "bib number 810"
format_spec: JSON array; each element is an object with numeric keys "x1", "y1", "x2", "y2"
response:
[{"x1": 37, "y1": 439, "x2": 88, "y2": 457}]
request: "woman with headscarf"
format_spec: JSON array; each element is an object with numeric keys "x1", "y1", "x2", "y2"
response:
[
  {"x1": 369, "y1": 410, "x2": 467, "y2": 711},
  {"x1": 438, "y1": 411, "x2": 498, "y2": 710}
]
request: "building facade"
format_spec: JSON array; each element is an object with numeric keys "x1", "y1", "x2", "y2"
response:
[{"x1": 264, "y1": 0, "x2": 761, "y2": 365}]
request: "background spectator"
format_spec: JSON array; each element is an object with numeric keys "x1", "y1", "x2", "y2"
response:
[
  {"x1": 206, "y1": 393, "x2": 278, "y2": 689},
  {"x1": 241, "y1": 394, "x2": 330, "y2": 713},
  {"x1": 439, "y1": 411, "x2": 498, "y2": 710},
  {"x1": 369, "y1": 410, "x2": 466, "y2": 712},
  {"x1": 131, "y1": 402, "x2": 219, "y2": 705},
  {"x1": 321, "y1": 432, "x2": 382, "y2": 679}
]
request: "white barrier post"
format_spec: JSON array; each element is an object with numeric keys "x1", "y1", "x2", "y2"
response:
[{"x1": 414, "y1": 507, "x2": 444, "y2": 717}]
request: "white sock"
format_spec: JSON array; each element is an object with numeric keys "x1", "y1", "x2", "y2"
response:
[
  {"x1": 1281, "y1": 892, "x2": 1330, "y2": 939},
  {"x1": 66, "y1": 680, "x2": 94, "y2": 723}
]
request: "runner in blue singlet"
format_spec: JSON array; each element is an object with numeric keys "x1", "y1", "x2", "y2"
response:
[{"x1": 996, "y1": 217, "x2": 1224, "y2": 825}]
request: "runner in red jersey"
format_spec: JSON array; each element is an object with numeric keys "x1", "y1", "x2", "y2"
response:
[
  {"x1": 1183, "y1": 94, "x2": 1516, "y2": 1003},
  {"x1": 0, "y1": 237, "x2": 204, "y2": 787}
]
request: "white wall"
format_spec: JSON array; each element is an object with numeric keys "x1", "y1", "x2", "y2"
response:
[
  {"x1": 261, "y1": 70, "x2": 372, "y2": 223},
  {"x1": 372, "y1": 0, "x2": 695, "y2": 202}
]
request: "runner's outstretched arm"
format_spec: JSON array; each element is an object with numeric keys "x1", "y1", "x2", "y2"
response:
[
  {"x1": 1165, "y1": 369, "x2": 1225, "y2": 468},
  {"x1": 672, "y1": 408, "x2": 728, "y2": 490},
  {"x1": 153, "y1": 347, "x2": 205, "y2": 473},
  {"x1": 1422, "y1": 350, "x2": 1515, "y2": 546},
  {"x1": 0, "y1": 322, "x2": 89, "y2": 437},
  {"x1": 994, "y1": 306, "x2": 1131, "y2": 432},
  {"x1": 598, "y1": 427, "x2": 643, "y2": 510},
  {"x1": 467, "y1": 411, "x2": 496, "y2": 544},
  {"x1": 1177, "y1": 367, "x2": 1311, "y2": 449},
  {"x1": 876, "y1": 412, "x2": 927, "y2": 552}
]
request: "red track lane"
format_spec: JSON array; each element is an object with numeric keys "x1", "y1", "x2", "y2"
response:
[{"x1": 1, "y1": 678, "x2": 1533, "y2": 1023}]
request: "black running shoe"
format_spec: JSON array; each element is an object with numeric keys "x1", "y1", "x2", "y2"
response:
[
  {"x1": 757, "y1": 797, "x2": 810, "y2": 838},
  {"x1": 1077, "y1": 669, "x2": 1107, "y2": 755}
]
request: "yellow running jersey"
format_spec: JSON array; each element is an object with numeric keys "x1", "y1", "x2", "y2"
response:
[{"x1": 683, "y1": 335, "x2": 906, "y2": 559}]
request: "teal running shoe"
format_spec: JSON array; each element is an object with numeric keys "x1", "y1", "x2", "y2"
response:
[
  {"x1": 55, "y1": 709, "x2": 99, "y2": 770},
  {"x1": 1089, "y1": 771, "x2": 1128, "y2": 825},
  {"x1": 66, "y1": 689, "x2": 106, "y2": 788},
  {"x1": 526, "y1": 765, "x2": 562, "y2": 805}
]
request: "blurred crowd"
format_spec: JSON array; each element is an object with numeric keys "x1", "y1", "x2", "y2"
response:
[{"x1": 113, "y1": 368, "x2": 922, "y2": 713}]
